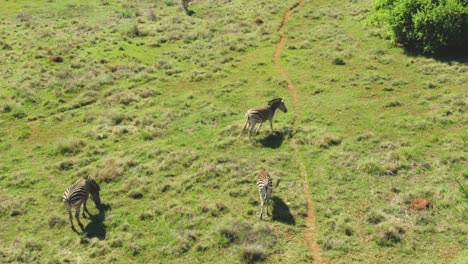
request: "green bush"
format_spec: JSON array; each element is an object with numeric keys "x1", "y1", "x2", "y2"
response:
[{"x1": 371, "y1": 0, "x2": 468, "y2": 55}]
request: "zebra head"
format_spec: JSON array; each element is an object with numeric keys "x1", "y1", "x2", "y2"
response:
[
  {"x1": 86, "y1": 177, "x2": 101, "y2": 206},
  {"x1": 268, "y1": 98, "x2": 287, "y2": 113}
]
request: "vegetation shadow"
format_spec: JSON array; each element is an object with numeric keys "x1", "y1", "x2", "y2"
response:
[
  {"x1": 272, "y1": 196, "x2": 295, "y2": 225},
  {"x1": 84, "y1": 203, "x2": 111, "y2": 240},
  {"x1": 258, "y1": 131, "x2": 285, "y2": 149},
  {"x1": 403, "y1": 48, "x2": 468, "y2": 64}
]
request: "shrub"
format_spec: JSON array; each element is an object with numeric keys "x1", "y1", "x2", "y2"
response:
[{"x1": 371, "y1": 0, "x2": 468, "y2": 55}]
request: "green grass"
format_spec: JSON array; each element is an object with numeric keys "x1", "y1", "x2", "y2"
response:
[{"x1": 1, "y1": 0, "x2": 467, "y2": 263}]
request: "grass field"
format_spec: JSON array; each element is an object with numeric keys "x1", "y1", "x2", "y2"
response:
[{"x1": 0, "y1": 0, "x2": 466, "y2": 263}]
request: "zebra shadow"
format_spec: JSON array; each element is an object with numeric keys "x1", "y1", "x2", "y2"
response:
[
  {"x1": 84, "y1": 203, "x2": 111, "y2": 240},
  {"x1": 258, "y1": 131, "x2": 285, "y2": 149},
  {"x1": 271, "y1": 196, "x2": 296, "y2": 225}
]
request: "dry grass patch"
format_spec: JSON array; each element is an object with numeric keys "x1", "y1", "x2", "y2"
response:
[{"x1": 95, "y1": 158, "x2": 127, "y2": 182}]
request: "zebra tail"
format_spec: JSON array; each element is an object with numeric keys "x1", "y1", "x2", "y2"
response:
[{"x1": 274, "y1": 178, "x2": 281, "y2": 188}]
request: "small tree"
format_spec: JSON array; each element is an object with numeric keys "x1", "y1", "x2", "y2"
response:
[{"x1": 370, "y1": 0, "x2": 468, "y2": 55}]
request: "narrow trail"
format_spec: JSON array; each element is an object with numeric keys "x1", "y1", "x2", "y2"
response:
[{"x1": 274, "y1": 1, "x2": 323, "y2": 262}]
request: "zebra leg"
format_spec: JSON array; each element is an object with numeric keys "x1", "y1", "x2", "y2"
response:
[
  {"x1": 266, "y1": 189, "x2": 272, "y2": 216},
  {"x1": 248, "y1": 123, "x2": 255, "y2": 138},
  {"x1": 75, "y1": 208, "x2": 84, "y2": 230},
  {"x1": 269, "y1": 118, "x2": 274, "y2": 132},
  {"x1": 259, "y1": 194, "x2": 265, "y2": 220},
  {"x1": 260, "y1": 203, "x2": 264, "y2": 220},
  {"x1": 65, "y1": 202, "x2": 77, "y2": 232},
  {"x1": 242, "y1": 117, "x2": 249, "y2": 134},
  {"x1": 256, "y1": 122, "x2": 263, "y2": 135},
  {"x1": 266, "y1": 196, "x2": 271, "y2": 216},
  {"x1": 67, "y1": 209, "x2": 77, "y2": 232},
  {"x1": 83, "y1": 198, "x2": 91, "y2": 218}
]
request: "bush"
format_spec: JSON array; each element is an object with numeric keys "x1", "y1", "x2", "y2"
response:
[{"x1": 371, "y1": 0, "x2": 468, "y2": 55}]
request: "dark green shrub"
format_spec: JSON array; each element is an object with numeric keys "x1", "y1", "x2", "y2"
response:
[{"x1": 371, "y1": 0, "x2": 468, "y2": 55}]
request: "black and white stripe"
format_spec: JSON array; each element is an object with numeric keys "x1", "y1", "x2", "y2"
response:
[
  {"x1": 63, "y1": 176, "x2": 101, "y2": 231},
  {"x1": 257, "y1": 170, "x2": 273, "y2": 220},
  {"x1": 243, "y1": 98, "x2": 287, "y2": 138}
]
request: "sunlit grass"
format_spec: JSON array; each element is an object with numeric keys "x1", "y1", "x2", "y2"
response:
[{"x1": 0, "y1": 0, "x2": 466, "y2": 263}]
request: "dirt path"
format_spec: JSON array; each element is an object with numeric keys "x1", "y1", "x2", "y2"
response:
[{"x1": 274, "y1": 1, "x2": 323, "y2": 263}]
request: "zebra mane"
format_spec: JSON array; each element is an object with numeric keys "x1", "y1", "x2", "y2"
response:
[
  {"x1": 268, "y1": 98, "x2": 283, "y2": 106},
  {"x1": 85, "y1": 176, "x2": 100, "y2": 192}
]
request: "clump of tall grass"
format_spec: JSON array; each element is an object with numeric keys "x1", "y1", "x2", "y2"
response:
[
  {"x1": 171, "y1": 231, "x2": 198, "y2": 256},
  {"x1": 375, "y1": 226, "x2": 405, "y2": 247},
  {"x1": 456, "y1": 180, "x2": 468, "y2": 220},
  {"x1": 190, "y1": 70, "x2": 213, "y2": 82},
  {"x1": 217, "y1": 222, "x2": 276, "y2": 261},
  {"x1": 367, "y1": 210, "x2": 386, "y2": 225},
  {"x1": 240, "y1": 244, "x2": 266, "y2": 263},
  {"x1": 48, "y1": 215, "x2": 66, "y2": 228},
  {"x1": 332, "y1": 57, "x2": 345, "y2": 65},
  {"x1": 148, "y1": 9, "x2": 157, "y2": 21},
  {"x1": 199, "y1": 202, "x2": 229, "y2": 217},
  {"x1": 95, "y1": 158, "x2": 127, "y2": 182},
  {"x1": 1, "y1": 103, "x2": 13, "y2": 113},
  {"x1": 57, "y1": 159, "x2": 74, "y2": 171},
  {"x1": 316, "y1": 134, "x2": 342, "y2": 148},
  {"x1": 55, "y1": 138, "x2": 86, "y2": 156},
  {"x1": 384, "y1": 101, "x2": 401, "y2": 108},
  {"x1": 103, "y1": 91, "x2": 137, "y2": 105}
]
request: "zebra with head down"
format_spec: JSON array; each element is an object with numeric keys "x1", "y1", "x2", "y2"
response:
[{"x1": 63, "y1": 176, "x2": 101, "y2": 232}]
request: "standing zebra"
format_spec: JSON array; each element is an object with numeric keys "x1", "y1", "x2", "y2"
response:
[
  {"x1": 63, "y1": 176, "x2": 101, "y2": 231},
  {"x1": 257, "y1": 170, "x2": 273, "y2": 220},
  {"x1": 243, "y1": 98, "x2": 287, "y2": 138}
]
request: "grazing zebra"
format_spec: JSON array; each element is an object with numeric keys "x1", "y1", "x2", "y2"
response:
[
  {"x1": 243, "y1": 98, "x2": 287, "y2": 138},
  {"x1": 257, "y1": 170, "x2": 273, "y2": 220},
  {"x1": 63, "y1": 176, "x2": 101, "y2": 231}
]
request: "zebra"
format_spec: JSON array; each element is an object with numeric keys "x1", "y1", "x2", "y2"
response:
[
  {"x1": 257, "y1": 170, "x2": 273, "y2": 220},
  {"x1": 63, "y1": 176, "x2": 101, "y2": 231},
  {"x1": 242, "y1": 98, "x2": 287, "y2": 138}
]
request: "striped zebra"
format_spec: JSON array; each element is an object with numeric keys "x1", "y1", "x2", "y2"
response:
[
  {"x1": 257, "y1": 170, "x2": 273, "y2": 220},
  {"x1": 63, "y1": 176, "x2": 101, "y2": 231},
  {"x1": 242, "y1": 98, "x2": 287, "y2": 138}
]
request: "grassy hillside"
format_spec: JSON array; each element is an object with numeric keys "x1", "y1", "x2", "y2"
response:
[{"x1": 0, "y1": 0, "x2": 466, "y2": 263}]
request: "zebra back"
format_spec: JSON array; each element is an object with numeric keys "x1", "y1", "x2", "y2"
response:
[
  {"x1": 257, "y1": 170, "x2": 273, "y2": 193},
  {"x1": 63, "y1": 177, "x2": 101, "y2": 207},
  {"x1": 247, "y1": 105, "x2": 273, "y2": 123}
]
